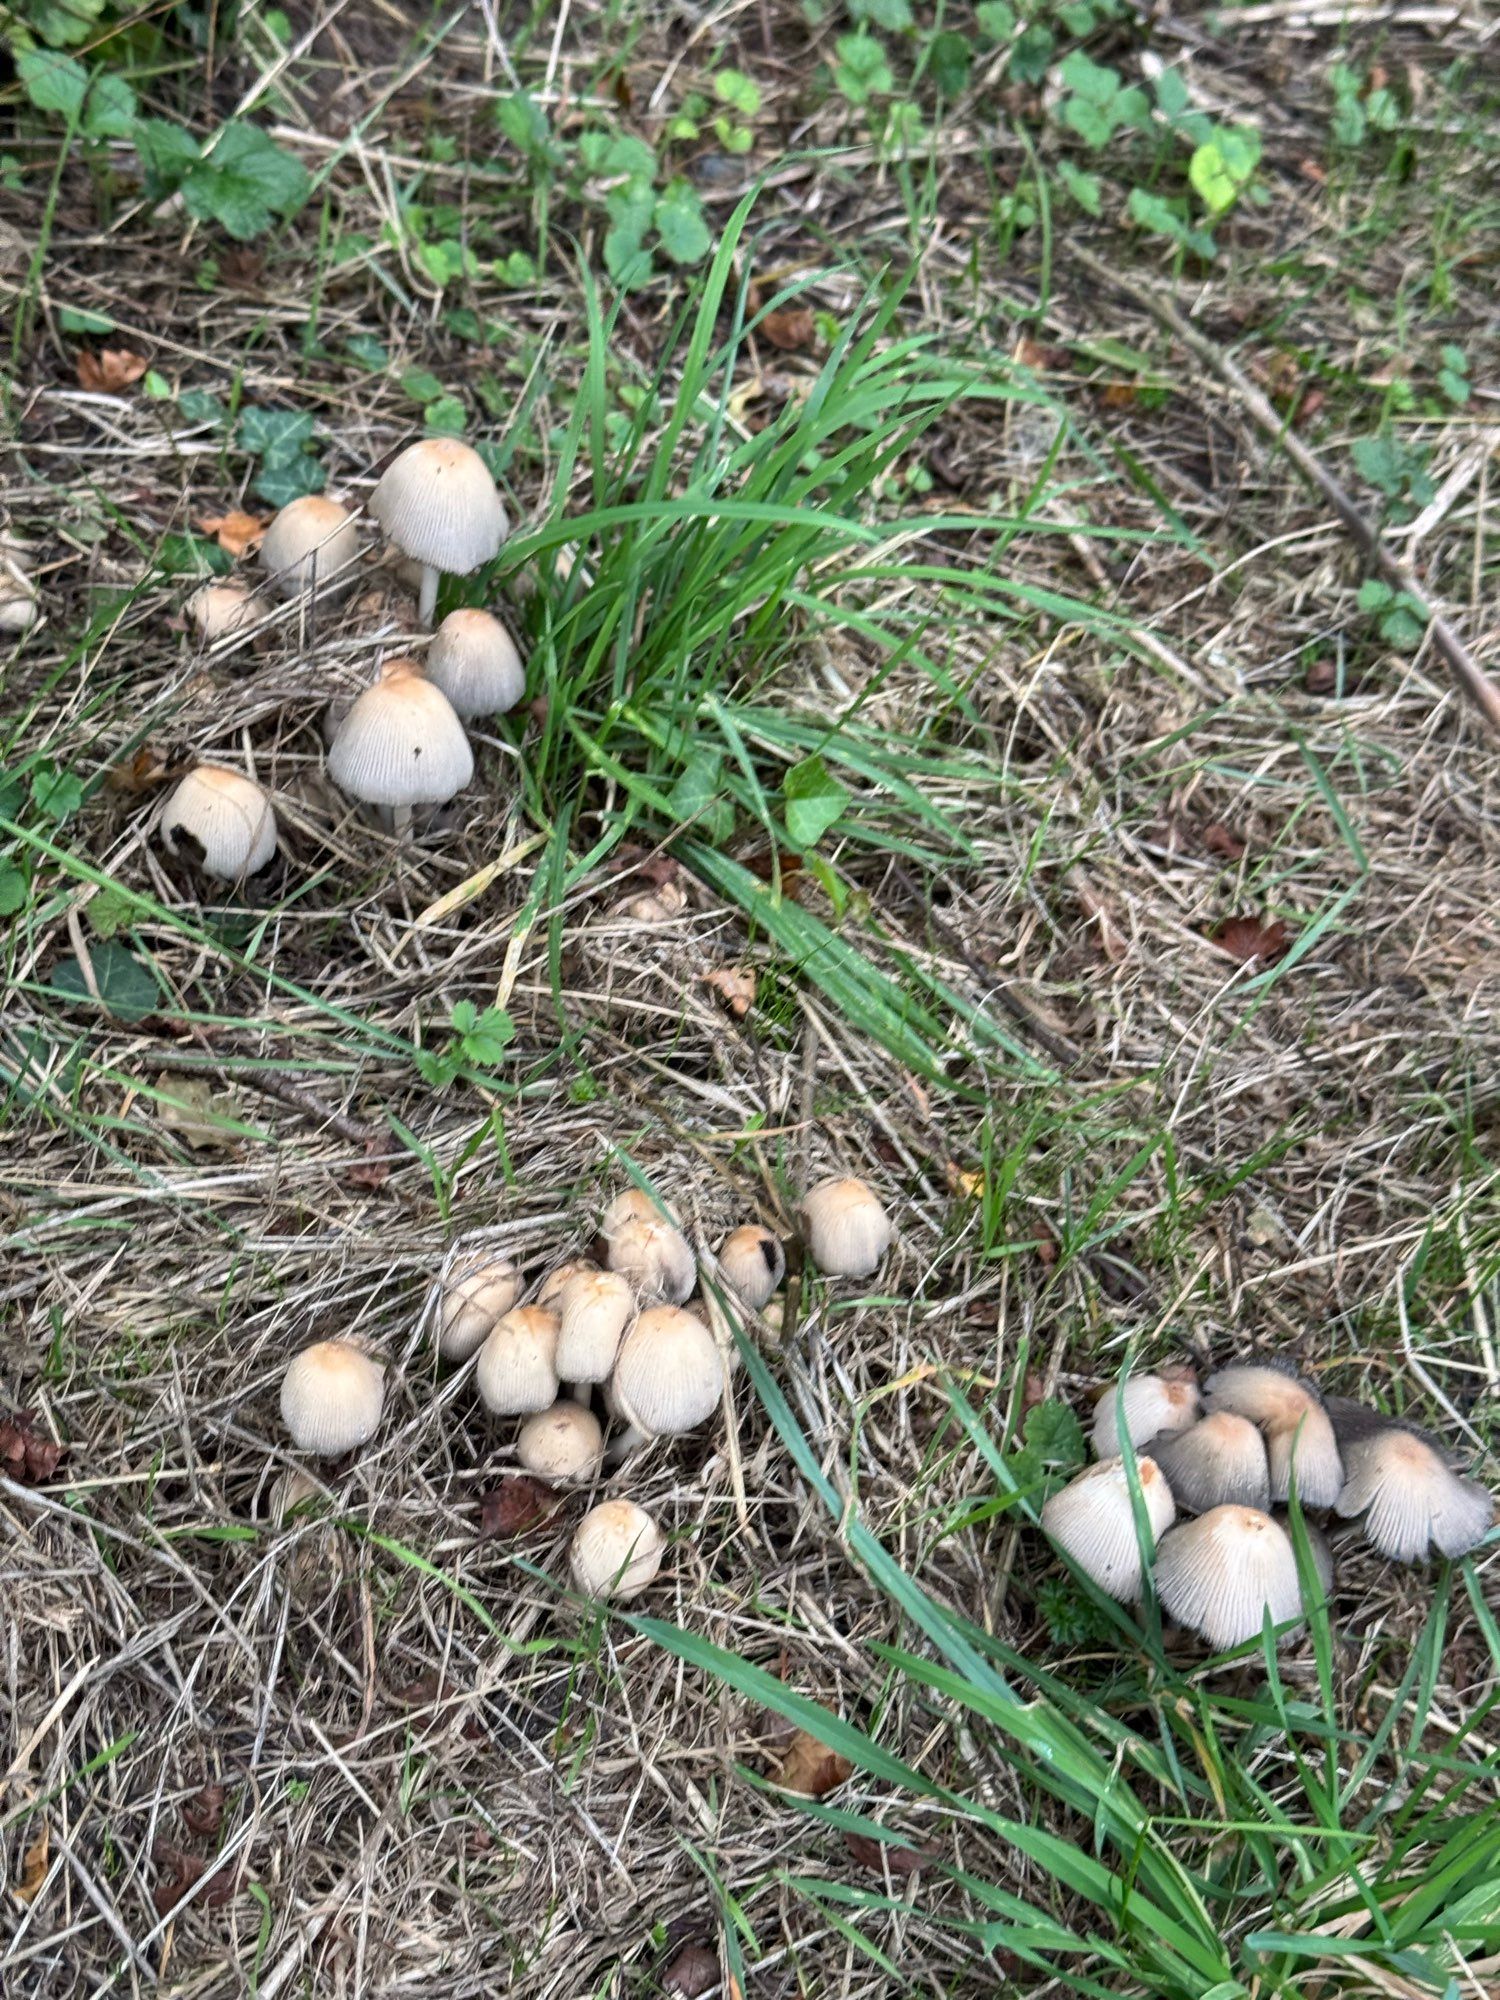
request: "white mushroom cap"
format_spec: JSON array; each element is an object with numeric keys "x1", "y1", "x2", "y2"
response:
[
  {"x1": 187, "y1": 580, "x2": 254, "y2": 640},
  {"x1": 160, "y1": 765, "x2": 277, "y2": 880},
  {"x1": 476, "y1": 1305, "x2": 560, "y2": 1415},
  {"x1": 800, "y1": 1175, "x2": 891, "y2": 1278},
  {"x1": 611, "y1": 1305, "x2": 724, "y2": 1436},
  {"x1": 259, "y1": 495, "x2": 361, "y2": 597},
  {"x1": 718, "y1": 1225, "x2": 785, "y2": 1310},
  {"x1": 1334, "y1": 1428, "x2": 1493, "y2": 1562},
  {"x1": 535, "y1": 1259, "x2": 598, "y2": 1309},
  {"x1": 569, "y1": 1498, "x2": 664, "y2": 1600},
  {"x1": 1204, "y1": 1362, "x2": 1344, "y2": 1508},
  {"x1": 0, "y1": 559, "x2": 37, "y2": 634},
  {"x1": 556, "y1": 1269, "x2": 635, "y2": 1383},
  {"x1": 601, "y1": 1191, "x2": 696, "y2": 1304},
  {"x1": 517, "y1": 1401, "x2": 604, "y2": 1482},
  {"x1": 369, "y1": 439, "x2": 508, "y2": 576},
  {"x1": 1274, "y1": 1511, "x2": 1335, "y2": 1598},
  {"x1": 1092, "y1": 1375, "x2": 1201, "y2": 1459},
  {"x1": 1039, "y1": 1456, "x2": 1175, "y2": 1601},
  {"x1": 280, "y1": 1340, "x2": 385, "y2": 1456},
  {"x1": 1153, "y1": 1506, "x2": 1303, "y2": 1649},
  {"x1": 425, "y1": 608, "x2": 525, "y2": 719},
  {"x1": 326, "y1": 660, "x2": 474, "y2": 808},
  {"x1": 438, "y1": 1252, "x2": 521, "y2": 1362},
  {"x1": 1152, "y1": 1412, "x2": 1270, "y2": 1514}
]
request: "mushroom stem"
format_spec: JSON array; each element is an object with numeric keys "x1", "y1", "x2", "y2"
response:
[
  {"x1": 417, "y1": 564, "x2": 439, "y2": 626},
  {"x1": 392, "y1": 804, "x2": 413, "y2": 840},
  {"x1": 605, "y1": 1423, "x2": 649, "y2": 1465},
  {"x1": 564, "y1": 1381, "x2": 593, "y2": 1408}
]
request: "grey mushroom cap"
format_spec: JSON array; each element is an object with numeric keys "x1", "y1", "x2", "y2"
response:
[
  {"x1": 1152, "y1": 1412, "x2": 1271, "y2": 1515},
  {"x1": 160, "y1": 765, "x2": 277, "y2": 880},
  {"x1": 326, "y1": 660, "x2": 474, "y2": 808},
  {"x1": 369, "y1": 438, "x2": 508, "y2": 575},
  {"x1": 1204, "y1": 1362, "x2": 1343, "y2": 1509},
  {"x1": 1040, "y1": 1456, "x2": 1176, "y2": 1602},
  {"x1": 1334, "y1": 1428, "x2": 1493, "y2": 1562},
  {"x1": 425, "y1": 608, "x2": 525, "y2": 719},
  {"x1": 259, "y1": 495, "x2": 361, "y2": 597},
  {"x1": 1153, "y1": 1506, "x2": 1304, "y2": 1650},
  {"x1": 1091, "y1": 1375, "x2": 1201, "y2": 1459},
  {"x1": 279, "y1": 1340, "x2": 386, "y2": 1456}
]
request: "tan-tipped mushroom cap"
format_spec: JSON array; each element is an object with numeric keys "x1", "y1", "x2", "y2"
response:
[
  {"x1": 569, "y1": 1499, "x2": 664, "y2": 1601},
  {"x1": 718, "y1": 1225, "x2": 785, "y2": 1310},
  {"x1": 1334, "y1": 1428, "x2": 1493, "y2": 1562},
  {"x1": 426, "y1": 608, "x2": 525, "y2": 719},
  {"x1": 601, "y1": 1191, "x2": 696, "y2": 1304},
  {"x1": 475, "y1": 1305, "x2": 559, "y2": 1415},
  {"x1": 438, "y1": 1252, "x2": 521, "y2": 1362},
  {"x1": 160, "y1": 765, "x2": 277, "y2": 880},
  {"x1": 1153, "y1": 1506, "x2": 1303, "y2": 1649},
  {"x1": 611, "y1": 1305, "x2": 724, "y2": 1436},
  {"x1": 800, "y1": 1175, "x2": 891, "y2": 1278},
  {"x1": 326, "y1": 660, "x2": 474, "y2": 808},
  {"x1": 1039, "y1": 1456, "x2": 1176, "y2": 1601},
  {"x1": 1204, "y1": 1362, "x2": 1344, "y2": 1508},
  {"x1": 369, "y1": 438, "x2": 508, "y2": 576},
  {"x1": 556, "y1": 1269, "x2": 635, "y2": 1382},
  {"x1": 259, "y1": 495, "x2": 361, "y2": 597},
  {"x1": 1091, "y1": 1375, "x2": 1201, "y2": 1459},
  {"x1": 280, "y1": 1340, "x2": 385, "y2": 1456},
  {"x1": 1153, "y1": 1412, "x2": 1270, "y2": 1514},
  {"x1": 517, "y1": 1401, "x2": 604, "y2": 1482},
  {"x1": 536, "y1": 1259, "x2": 597, "y2": 1310},
  {"x1": 187, "y1": 579, "x2": 254, "y2": 641}
]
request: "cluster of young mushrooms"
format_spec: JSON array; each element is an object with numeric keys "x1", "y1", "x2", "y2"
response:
[
  {"x1": 161, "y1": 437, "x2": 522, "y2": 873},
  {"x1": 1042, "y1": 1360, "x2": 1494, "y2": 1650},
  {"x1": 275, "y1": 1175, "x2": 891, "y2": 1601}
]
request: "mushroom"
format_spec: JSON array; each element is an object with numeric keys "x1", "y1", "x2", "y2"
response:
[
  {"x1": 717, "y1": 1224, "x2": 785, "y2": 1310},
  {"x1": 259, "y1": 495, "x2": 361, "y2": 600},
  {"x1": 601, "y1": 1189, "x2": 696, "y2": 1304},
  {"x1": 325, "y1": 658, "x2": 473, "y2": 835},
  {"x1": 517, "y1": 1401, "x2": 604, "y2": 1482},
  {"x1": 535, "y1": 1259, "x2": 598, "y2": 1310},
  {"x1": 160, "y1": 765, "x2": 277, "y2": 882},
  {"x1": 1040, "y1": 1456, "x2": 1175, "y2": 1601},
  {"x1": 187, "y1": 579, "x2": 254, "y2": 641},
  {"x1": 1153, "y1": 1506, "x2": 1304, "y2": 1650},
  {"x1": 425, "y1": 608, "x2": 525, "y2": 719},
  {"x1": 1273, "y1": 1511, "x2": 1335, "y2": 1598},
  {"x1": 800, "y1": 1175, "x2": 890, "y2": 1278},
  {"x1": 1203, "y1": 1362, "x2": 1343, "y2": 1508},
  {"x1": 368, "y1": 437, "x2": 508, "y2": 625},
  {"x1": 556, "y1": 1269, "x2": 635, "y2": 1384},
  {"x1": 0, "y1": 558, "x2": 37, "y2": 635},
  {"x1": 1152, "y1": 1412, "x2": 1270, "y2": 1515},
  {"x1": 610, "y1": 1305, "x2": 725, "y2": 1441},
  {"x1": 437, "y1": 1252, "x2": 521, "y2": 1363},
  {"x1": 280, "y1": 1340, "x2": 385, "y2": 1456},
  {"x1": 1091, "y1": 1374, "x2": 1201, "y2": 1459},
  {"x1": 1334, "y1": 1426, "x2": 1492, "y2": 1562},
  {"x1": 475, "y1": 1304, "x2": 559, "y2": 1415},
  {"x1": 569, "y1": 1498, "x2": 664, "y2": 1601}
]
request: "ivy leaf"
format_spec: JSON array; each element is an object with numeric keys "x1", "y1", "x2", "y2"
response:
[
  {"x1": 975, "y1": 1, "x2": 1016, "y2": 39},
  {"x1": 579, "y1": 130, "x2": 657, "y2": 181},
  {"x1": 17, "y1": 50, "x2": 88, "y2": 118},
  {"x1": 252, "y1": 454, "x2": 326, "y2": 507},
  {"x1": 182, "y1": 122, "x2": 309, "y2": 241},
  {"x1": 654, "y1": 179, "x2": 711, "y2": 264},
  {"x1": 238, "y1": 406, "x2": 316, "y2": 465},
  {"x1": 1062, "y1": 97, "x2": 1114, "y2": 148},
  {"x1": 1059, "y1": 52, "x2": 1120, "y2": 106},
  {"x1": 49, "y1": 940, "x2": 160, "y2": 1021},
  {"x1": 345, "y1": 333, "x2": 389, "y2": 371},
  {"x1": 783, "y1": 756, "x2": 850, "y2": 851}
]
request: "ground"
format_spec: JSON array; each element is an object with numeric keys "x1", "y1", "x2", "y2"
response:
[{"x1": 2, "y1": 3, "x2": 1499, "y2": 1997}]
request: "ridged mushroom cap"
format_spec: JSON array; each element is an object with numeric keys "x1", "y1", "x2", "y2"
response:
[
  {"x1": 800, "y1": 1176, "x2": 891, "y2": 1278},
  {"x1": 569, "y1": 1499, "x2": 664, "y2": 1600},
  {"x1": 425, "y1": 608, "x2": 525, "y2": 719},
  {"x1": 1154, "y1": 1506, "x2": 1303, "y2": 1649},
  {"x1": 536, "y1": 1259, "x2": 598, "y2": 1309},
  {"x1": 438, "y1": 1252, "x2": 521, "y2": 1362},
  {"x1": 611, "y1": 1305, "x2": 724, "y2": 1436},
  {"x1": 160, "y1": 765, "x2": 277, "y2": 880},
  {"x1": 517, "y1": 1401, "x2": 604, "y2": 1482},
  {"x1": 1204, "y1": 1361, "x2": 1344, "y2": 1508},
  {"x1": 556, "y1": 1269, "x2": 635, "y2": 1382},
  {"x1": 717, "y1": 1225, "x2": 786, "y2": 1310},
  {"x1": 1273, "y1": 1511, "x2": 1336, "y2": 1598},
  {"x1": 1039, "y1": 1456, "x2": 1176, "y2": 1601},
  {"x1": 259, "y1": 496, "x2": 361, "y2": 596},
  {"x1": 1152, "y1": 1412, "x2": 1270, "y2": 1514},
  {"x1": 369, "y1": 439, "x2": 507, "y2": 575},
  {"x1": 326, "y1": 660, "x2": 473, "y2": 808},
  {"x1": 475, "y1": 1305, "x2": 559, "y2": 1415},
  {"x1": 187, "y1": 580, "x2": 254, "y2": 640},
  {"x1": 280, "y1": 1340, "x2": 385, "y2": 1456},
  {"x1": 1334, "y1": 1428, "x2": 1493, "y2": 1562},
  {"x1": 1092, "y1": 1375, "x2": 1201, "y2": 1458},
  {"x1": 601, "y1": 1191, "x2": 696, "y2": 1304}
]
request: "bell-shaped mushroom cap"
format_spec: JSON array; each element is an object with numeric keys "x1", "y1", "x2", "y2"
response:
[
  {"x1": 611, "y1": 1305, "x2": 724, "y2": 1436},
  {"x1": 1204, "y1": 1361, "x2": 1344, "y2": 1507},
  {"x1": 369, "y1": 439, "x2": 508, "y2": 576},
  {"x1": 475, "y1": 1305, "x2": 560, "y2": 1415},
  {"x1": 536, "y1": 1258, "x2": 597, "y2": 1310},
  {"x1": 556, "y1": 1269, "x2": 635, "y2": 1382},
  {"x1": 187, "y1": 579, "x2": 254, "y2": 640},
  {"x1": 1154, "y1": 1506, "x2": 1303, "y2": 1649},
  {"x1": 1204, "y1": 1361, "x2": 1319, "y2": 1430},
  {"x1": 438, "y1": 1252, "x2": 521, "y2": 1362},
  {"x1": 280, "y1": 1340, "x2": 385, "y2": 1456},
  {"x1": 1039, "y1": 1456, "x2": 1176, "y2": 1601},
  {"x1": 259, "y1": 495, "x2": 361, "y2": 597},
  {"x1": 717, "y1": 1225, "x2": 786, "y2": 1310},
  {"x1": 1152, "y1": 1412, "x2": 1270, "y2": 1515},
  {"x1": 569, "y1": 1499, "x2": 664, "y2": 1601},
  {"x1": 326, "y1": 660, "x2": 474, "y2": 808},
  {"x1": 601, "y1": 1191, "x2": 696, "y2": 1304},
  {"x1": 1092, "y1": 1375, "x2": 1201, "y2": 1459},
  {"x1": 800, "y1": 1175, "x2": 891, "y2": 1278},
  {"x1": 425, "y1": 608, "x2": 525, "y2": 719},
  {"x1": 1334, "y1": 1429, "x2": 1493, "y2": 1562},
  {"x1": 517, "y1": 1400, "x2": 604, "y2": 1482},
  {"x1": 160, "y1": 765, "x2": 277, "y2": 881},
  {"x1": 1273, "y1": 1511, "x2": 1335, "y2": 1599}
]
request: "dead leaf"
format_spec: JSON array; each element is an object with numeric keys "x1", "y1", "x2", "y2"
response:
[
  {"x1": 761, "y1": 306, "x2": 814, "y2": 352},
  {"x1": 946, "y1": 1162, "x2": 984, "y2": 1200},
  {"x1": 181, "y1": 1783, "x2": 225, "y2": 1841},
  {"x1": 388, "y1": 1671, "x2": 443, "y2": 1708},
  {"x1": 151, "y1": 1840, "x2": 239, "y2": 1915},
  {"x1": 219, "y1": 246, "x2": 265, "y2": 289},
  {"x1": 1014, "y1": 335, "x2": 1064, "y2": 370},
  {"x1": 345, "y1": 1135, "x2": 392, "y2": 1191},
  {"x1": 607, "y1": 847, "x2": 679, "y2": 889},
  {"x1": 1100, "y1": 379, "x2": 1142, "y2": 408},
  {"x1": 1297, "y1": 158, "x2": 1327, "y2": 184},
  {"x1": 1210, "y1": 915, "x2": 1292, "y2": 965},
  {"x1": 1021, "y1": 1368, "x2": 1048, "y2": 1412},
  {"x1": 196, "y1": 510, "x2": 268, "y2": 557},
  {"x1": 615, "y1": 881, "x2": 687, "y2": 923},
  {"x1": 771, "y1": 1728, "x2": 853, "y2": 1799},
  {"x1": 1304, "y1": 658, "x2": 1338, "y2": 695},
  {"x1": 843, "y1": 1829, "x2": 936, "y2": 1878},
  {"x1": 664, "y1": 1944, "x2": 720, "y2": 1997},
  {"x1": 156, "y1": 1073, "x2": 232, "y2": 1151},
  {"x1": 76, "y1": 347, "x2": 148, "y2": 394},
  {"x1": 1075, "y1": 883, "x2": 1127, "y2": 963},
  {"x1": 478, "y1": 1475, "x2": 561, "y2": 1541},
  {"x1": 0, "y1": 1410, "x2": 64, "y2": 1486},
  {"x1": 13, "y1": 1824, "x2": 48, "y2": 1905},
  {"x1": 1293, "y1": 387, "x2": 1325, "y2": 426},
  {"x1": 1201, "y1": 822, "x2": 1246, "y2": 862},
  {"x1": 701, "y1": 966, "x2": 755, "y2": 1018},
  {"x1": 107, "y1": 743, "x2": 179, "y2": 794},
  {"x1": 741, "y1": 846, "x2": 803, "y2": 885}
]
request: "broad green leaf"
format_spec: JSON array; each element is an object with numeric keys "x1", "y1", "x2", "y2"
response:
[
  {"x1": 849, "y1": 0, "x2": 912, "y2": 27},
  {"x1": 345, "y1": 333, "x2": 388, "y2": 370},
  {"x1": 835, "y1": 32, "x2": 894, "y2": 104},
  {"x1": 30, "y1": 767, "x2": 85, "y2": 821},
  {"x1": 238, "y1": 406, "x2": 316, "y2": 464},
  {"x1": 783, "y1": 754, "x2": 850, "y2": 850},
  {"x1": 133, "y1": 117, "x2": 202, "y2": 192},
  {"x1": 25, "y1": 0, "x2": 107, "y2": 46},
  {"x1": 82, "y1": 71, "x2": 137, "y2": 138},
  {"x1": 49, "y1": 940, "x2": 160, "y2": 1021},
  {"x1": 400, "y1": 366, "x2": 446, "y2": 403},
  {"x1": 975, "y1": 0, "x2": 1015, "y2": 39},
  {"x1": 654, "y1": 179, "x2": 711, "y2": 265},
  {"x1": 182, "y1": 122, "x2": 309, "y2": 240},
  {"x1": 0, "y1": 861, "x2": 27, "y2": 916},
  {"x1": 253, "y1": 453, "x2": 326, "y2": 507},
  {"x1": 713, "y1": 68, "x2": 761, "y2": 115},
  {"x1": 18, "y1": 49, "x2": 88, "y2": 118},
  {"x1": 1056, "y1": 160, "x2": 1102, "y2": 215},
  {"x1": 927, "y1": 30, "x2": 971, "y2": 97},
  {"x1": 423, "y1": 395, "x2": 467, "y2": 435},
  {"x1": 58, "y1": 306, "x2": 115, "y2": 334}
]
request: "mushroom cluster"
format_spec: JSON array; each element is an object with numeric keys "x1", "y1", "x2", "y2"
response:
[{"x1": 1041, "y1": 1357, "x2": 1493, "y2": 1651}]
